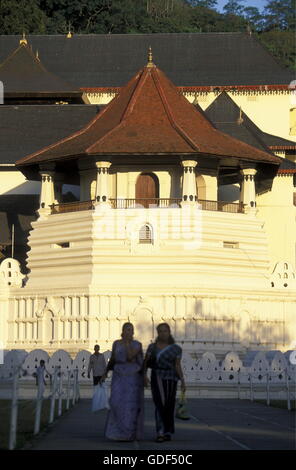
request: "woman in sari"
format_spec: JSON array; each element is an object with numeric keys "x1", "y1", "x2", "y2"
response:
[
  {"x1": 101, "y1": 322, "x2": 144, "y2": 441},
  {"x1": 144, "y1": 323, "x2": 186, "y2": 442}
]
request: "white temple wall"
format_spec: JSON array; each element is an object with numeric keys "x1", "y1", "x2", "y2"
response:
[{"x1": 4, "y1": 291, "x2": 296, "y2": 355}]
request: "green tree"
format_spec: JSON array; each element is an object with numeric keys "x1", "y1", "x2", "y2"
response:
[
  {"x1": 263, "y1": 0, "x2": 296, "y2": 30},
  {"x1": 259, "y1": 30, "x2": 296, "y2": 70},
  {"x1": 0, "y1": 0, "x2": 47, "y2": 34},
  {"x1": 189, "y1": 5, "x2": 225, "y2": 32},
  {"x1": 223, "y1": 0, "x2": 245, "y2": 16},
  {"x1": 39, "y1": 0, "x2": 113, "y2": 33},
  {"x1": 243, "y1": 6, "x2": 264, "y2": 31},
  {"x1": 186, "y1": 0, "x2": 217, "y2": 8}
]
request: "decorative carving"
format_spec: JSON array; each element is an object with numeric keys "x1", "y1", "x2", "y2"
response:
[
  {"x1": 34, "y1": 297, "x2": 64, "y2": 319},
  {"x1": 0, "y1": 258, "x2": 25, "y2": 288}
]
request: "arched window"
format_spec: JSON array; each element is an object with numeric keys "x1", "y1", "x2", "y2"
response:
[{"x1": 139, "y1": 224, "x2": 153, "y2": 244}]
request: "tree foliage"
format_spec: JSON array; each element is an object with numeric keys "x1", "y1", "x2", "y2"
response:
[
  {"x1": 0, "y1": 0, "x2": 47, "y2": 34},
  {"x1": 0, "y1": 0, "x2": 294, "y2": 69}
]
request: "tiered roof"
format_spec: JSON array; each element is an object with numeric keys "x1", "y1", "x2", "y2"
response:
[
  {"x1": 0, "y1": 39, "x2": 82, "y2": 101},
  {"x1": 17, "y1": 52, "x2": 281, "y2": 169}
]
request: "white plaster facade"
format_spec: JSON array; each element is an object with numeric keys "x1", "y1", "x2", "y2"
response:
[
  {"x1": 1, "y1": 91, "x2": 295, "y2": 357},
  {"x1": 1, "y1": 178, "x2": 295, "y2": 355}
]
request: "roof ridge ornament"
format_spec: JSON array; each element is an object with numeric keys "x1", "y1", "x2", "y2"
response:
[
  {"x1": 67, "y1": 23, "x2": 72, "y2": 38},
  {"x1": 147, "y1": 46, "x2": 154, "y2": 68},
  {"x1": 237, "y1": 106, "x2": 244, "y2": 125},
  {"x1": 20, "y1": 32, "x2": 28, "y2": 46}
]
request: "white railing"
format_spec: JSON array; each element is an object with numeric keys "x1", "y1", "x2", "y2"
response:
[
  {"x1": 5, "y1": 362, "x2": 80, "y2": 450},
  {"x1": 1, "y1": 348, "x2": 295, "y2": 449},
  {"x1": 237, "y1": 368, "x2": 294, "y2": 410}
]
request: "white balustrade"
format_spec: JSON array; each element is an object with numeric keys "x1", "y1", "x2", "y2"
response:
[
  {"x1": 48, "y1": 350, "x2": 72, "y2": 375},
  {"x1": 22, "y1": 349, "x2": 50, "y2": 381},
  {"x1": 72, "y1": 350, "x2": 91, "y2": 381},
  {"x1": 1, "y1": 347, "x2": 295, "y2": 449}
]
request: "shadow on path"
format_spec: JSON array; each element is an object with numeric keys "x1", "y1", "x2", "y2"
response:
[{"x1": 28, "y1": 398, "x2": 295, "y2": 451}]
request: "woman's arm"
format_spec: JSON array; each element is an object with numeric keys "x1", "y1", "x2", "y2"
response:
[
  {"x1": 175, "y1": 357, "x2": 186, "y2": 392},
  {"x1": 143, "y1": 347, "x2": 153, "y2": 387},
  {"x1": 125, "y1": 341, "x2": 142, "y2": 362},
  {"x1": 105, "y1": 341, "x2": 117, "y2": 374}
]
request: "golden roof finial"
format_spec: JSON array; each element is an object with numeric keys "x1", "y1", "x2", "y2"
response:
[
  {"x1": 67, "y1": 23, "x2": 72, "y2": 38},
  {"x1": 237, "y1": 106, "x2": 244, "y2": 125},
  {"x1": 147, "y1": 46, "x2": 154, "y2": 68},
  {"x1": 20, "y1": 32, "x2": 28, "y2": 45}
]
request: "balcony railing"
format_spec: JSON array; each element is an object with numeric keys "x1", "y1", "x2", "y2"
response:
[
  {"x1": 109, "y1": 198, "x2": 182, "y2": 209},
  {"x1": 50, "y1": 198, "x2": 244, "y2": 214},
  {"x1": 197, "y1": 199, "x2": 244, "y2": 213},
  {"x1": 50, "y1": 200, "x2": 96, "y2": 213}
]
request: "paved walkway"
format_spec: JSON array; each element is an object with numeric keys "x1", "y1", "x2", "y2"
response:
[{"x1": 27, "y1": 399, "x2": 295, "y2": 451}]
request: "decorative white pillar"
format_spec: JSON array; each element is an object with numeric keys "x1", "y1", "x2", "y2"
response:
[
  {"x1": 240, "y1": 167, "x2": 257, "y2": 214},
  {"x1": 181, "y1": 160, "x2": 198, "y2": 205},
  {"x1": 95, "y1": 161, "x2": 112, "y2": 205},
  {"x1": 38, "y1": 164, "x2": 56, "y2": 216}
]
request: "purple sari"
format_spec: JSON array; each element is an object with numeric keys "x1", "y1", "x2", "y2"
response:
[{"x1": 105, "y1": 340, "x2": 144, "y2": 441}]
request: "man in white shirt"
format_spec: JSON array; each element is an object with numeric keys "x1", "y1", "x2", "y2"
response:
[
  {"x1": 33, "y1": 360, "x2": 51, "y2": 395},
  {"x1": 88, "y1": 344, "x2": 106, "y2": 385}
]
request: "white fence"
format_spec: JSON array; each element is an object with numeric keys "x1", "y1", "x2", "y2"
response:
[
  {"x1": 0, "y1": 349, "x2": 82, "y2": 450},
  {"x1": 0, "y1": 348, "x2": 295, "y2": 449},
  {"x1": 1, "y1": 347, "x2": 295, "y2": 390}
]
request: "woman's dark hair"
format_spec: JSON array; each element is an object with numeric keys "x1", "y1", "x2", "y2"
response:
[
  {"x1": 121, "y1": 322, "x2": 134, "y2": 338},
  {"x1": 156, "y1": 323, "x2": 175, "y2": 344}
]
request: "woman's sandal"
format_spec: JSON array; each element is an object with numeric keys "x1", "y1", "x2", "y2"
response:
[{"x1": 155, "y1": 435, "x2": 165, "y2": 442}]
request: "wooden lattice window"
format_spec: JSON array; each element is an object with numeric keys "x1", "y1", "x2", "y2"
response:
[{"x1": 139, "y1": 224, "x2": 153, "y2": 244}]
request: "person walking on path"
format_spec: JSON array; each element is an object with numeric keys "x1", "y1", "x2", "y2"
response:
[
  {"x1": 100, "y1": 322, "x2": 144, "y2": 442},
  {"x1": 33, "y1": 360, "x2": 51, "y2": 395},
  {"x1": 88, "y1": 345, "x2": 106, "y2": 386},
  {"x1": 143, "y1": 322, "x2": 186, "y2": 443}
]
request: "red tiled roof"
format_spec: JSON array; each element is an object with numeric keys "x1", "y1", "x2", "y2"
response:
[
  {"x1": 277, "y1": 169, "x2": 296, "y2": 174},
  {"x1": 17, "y1": 59, "x2": 281, "y2": 167},
  {"x1": 81, "y1": 84, "x2": 290, "y2": 93}
]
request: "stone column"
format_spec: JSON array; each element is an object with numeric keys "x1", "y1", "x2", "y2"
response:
[
  {"x1": 38, "y1": 164, "x2": 56, "y2": 217},
  {"x1": 95, "y1": 161, "x2": 112, "y2": 205},
  {"x1": 181, "y1": 160, "x2": 198, "y2": 205},
  {"x1": 240, "y1": 167, "x2": 257, "y2": 214}
]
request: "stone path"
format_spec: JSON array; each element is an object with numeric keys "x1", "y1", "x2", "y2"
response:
[{"x1": 27, "y1": 398, "x2": 295, "y2": 451}]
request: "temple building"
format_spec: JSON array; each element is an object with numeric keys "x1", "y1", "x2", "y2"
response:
[{"x1": 0, "y1": 33, "x2": 295, "y2": 355}]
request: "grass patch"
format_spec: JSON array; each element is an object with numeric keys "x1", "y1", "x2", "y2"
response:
[
  {"x1": 255, "y1": 399, "x2": 296, "y2": 411},
  {"x1": 0, "y1": 398, "x2": 70, "y2": 450}
]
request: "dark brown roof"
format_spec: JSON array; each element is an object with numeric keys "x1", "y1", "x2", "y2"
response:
[
  {"x1": 0, "y1": 105, "x2": 100, "y2": 164},
  {"x1": 16, "y1": 58, "x2": 281, "y2": 169},
  {"x1": 0, "y1": 42, "x2": 82, "y2": 98},
  {"x1": 0, "y1": 33, "x2": 293, "y2": 88},
  {"x1": 205, "y1": 92, "x2": 296, "y2": 152}
]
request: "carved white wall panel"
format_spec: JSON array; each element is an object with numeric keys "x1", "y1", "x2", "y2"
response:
[
  {"x1": 22, "y1": 349, "x2": 50, "y2": 380},
  {"x1": 73, "y1": 350, "x2": 91, "y2": 381},
  {"x1": 48, "y1": 350, "x2": 72, "y2": 375},
  {"x1": 181, "y1": 351, "x2": 198, "y2": 382}
]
